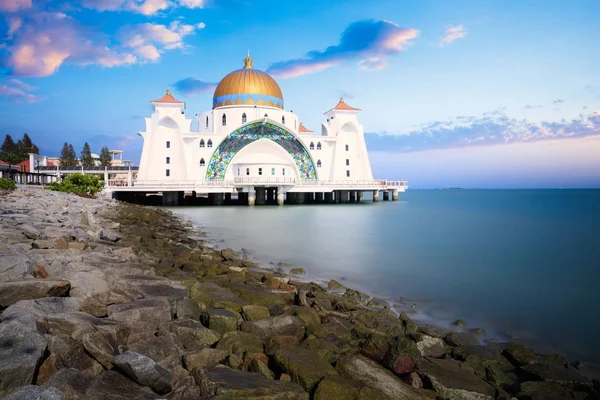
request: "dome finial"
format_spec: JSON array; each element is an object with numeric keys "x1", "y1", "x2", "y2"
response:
[
  {"x1": 244, "y1": 51, "x2": 253, "y2": 69},
  {"x1": 167, "y1": 89, "x2": 171, "y2": 95}
]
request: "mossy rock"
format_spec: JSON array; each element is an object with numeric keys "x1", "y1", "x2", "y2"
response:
[
  {"x1": 241, "y1": 305, "x2": 270, "y2": 321},
  {"x1": 314, "y1": 376, "x2": 361, "y2": 400},
  {"x1": 215, "y1": 331, "x2": 264, "y2": 357},
  {"x1": 273, "y1": 346, "x2": 338, "y2": 392}
]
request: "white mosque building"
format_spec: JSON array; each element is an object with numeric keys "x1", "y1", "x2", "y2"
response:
[{"x1": 124, "y1": 54, "x2": 407, "y2": 205}]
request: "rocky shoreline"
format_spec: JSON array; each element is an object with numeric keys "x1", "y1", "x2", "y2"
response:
[{"x1": 0, "y1": 186, "x2": 598, "y2": 400}]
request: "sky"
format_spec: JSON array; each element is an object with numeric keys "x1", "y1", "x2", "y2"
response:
[{"x1": 0, "y1": 0, "x2": 599, "y2": 188}]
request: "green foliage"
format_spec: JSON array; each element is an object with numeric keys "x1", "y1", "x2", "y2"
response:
[
  {"x1": 0, "y1": 133, "x2": 40, "y2": 165},
  {"x1": 80, "y1": 142, "x2": 95, "y2": 166},
  {"x1": 99, "y1": 146, "x2": 111, "y2": 166},
  {"x1": 46, "y1": 173, "x2": 104, "y2": 197},
  {"x1": 60, "y1": 142, "x2": 77, "y2": 166},
  {"x1": 0, "y1": 177, "x2": 17, "y2": 191}
]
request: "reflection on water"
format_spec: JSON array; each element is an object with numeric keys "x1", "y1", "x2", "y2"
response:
[{"x1": 169, "y1": 189, "x2": 600, "y2": 362}]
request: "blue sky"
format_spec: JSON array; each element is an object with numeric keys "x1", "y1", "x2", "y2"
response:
[{"x1": 1, "y1": 0, "x2": 599, "y2": 188}]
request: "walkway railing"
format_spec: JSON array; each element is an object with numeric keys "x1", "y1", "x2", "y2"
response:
[{"x1": 234, "y1": 177, "x2": 297, "y2": 185}]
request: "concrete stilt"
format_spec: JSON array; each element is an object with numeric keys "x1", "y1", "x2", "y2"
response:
[
  {"x1": 350, "y1": 191, "x2": 357, "y2": 202},
  {"x1": 373, "y1": 190, "x2": 380, "y2": 202},
  {"x1": 256, "y1": 187, "x2": 266, "y2": 205},
  {"x1": 247, "y1": 186, "x2": 256, "y2": 207},
  {"x1": 296, "y1": 192, "x2": 305, "y2": 204},
  {"x1": 358, "y1": 191, "x2": 364, "y2": 202},
  {"x1": 383, "y1": 191, "x2": 390, "y2": 201},
  {"x1": 392, "y1": 190, "x2": 399, "y2": 201},
  {"x1": 225, "y1": 193, "x2": 232, "y2": 202},
  {"x1": 277, "y1": 186, "x2": 284, "y2": 206}
]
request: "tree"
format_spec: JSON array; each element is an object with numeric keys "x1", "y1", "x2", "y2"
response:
[
  {"x1": 0, "y1": 134, "x2": 21, "y2": 164},
  {"x1": 99, "y1": 146, "x2": 111, "y2": 167},
  {"x1": 21, "y1": 133, "x2": 39, "y2": 155},
  {"x1": 60, "y1": 142, "x2": 77, "y2": 166},
  {"x1": 80, "y1": 142, "x2": 94, "y2": 166}
]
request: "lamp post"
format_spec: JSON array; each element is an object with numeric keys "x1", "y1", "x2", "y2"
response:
[{"x1": 36, "y1": 160, "x2": 40, "y2": 184}]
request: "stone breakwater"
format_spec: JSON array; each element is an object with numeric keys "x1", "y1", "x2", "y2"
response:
[{"x1": 0, "y1": 187, "x2": 598, "y2": 400}]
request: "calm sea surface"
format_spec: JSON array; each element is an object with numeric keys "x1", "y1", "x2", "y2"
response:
[{"x1": 168, "y1": 189, "x2": 600, "y2": 362}]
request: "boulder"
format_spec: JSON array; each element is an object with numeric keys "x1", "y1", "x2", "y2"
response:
[
  {"x1": 520, "y1": 362, "x2": 592, "y2": 389},
  {"x1": 43, "y1": 368, "x2": 94, "y2": 399},
  {"x1": 0, "y1": 322, "x2": 47, "y2": 391},
  {"x1": 190, "y1": 282, "x2": 244, "y2": 311},
  {"x1": 45, "y1": 312, "x2": 119, "y2": 340},
  {"x1": 193, "y1": 366, "x2": 309, "y2": 399},
  {"x1": 518, "y1": 381, "x2": 576, "y2": 400},
  {"x1": 82, "y1": 331, "x2": 119, "y2": 369},
  {"x1": 0, "y1": 279, "x2": 70, "y2": 307},
  {"x1": 100, "y1": 228, "x2": 122, "y2": 242},
  {"x1": 415, "y1": 335, "x2": 446, "y2": 357},
  {"x1": 52, "y1": 338, "x2": 104, "y2": 376},
  {"x1": 289, "y1": 268, "x2": 306, "y2": 275},
  {"x1": 274, "y1": 346, "x2": 338, "y2": 392},
  {"x1": 382, "y1": 336, "x2": 422, "y2": 375},
  {"x1": 417, "y1": 358, "x2": 496, "y2": 400},
  {"x1": 118, "y1": 275, "x2": 186, "y2": 300},
  {"x1": 241, "y1": 304, "x2": 270, "y2": 321},
  {"x1": 183, "y1": 348, "x2": 228, "y2": 371},
  {"x1": 215, "y1": 331, "x2": 264, "y2": 357},
  {"x1": 168, "y1": 319, "x2": 221, "y2": 350},
  {"x1": 85, "y1": 370, "x2": 161, "y2": 400},
  {"x1": 127, "y1": 334, "x2": 184, "y2": 371},
  {"x1": 113, "y1": 351, "x2": 173, "y2": 394},
  {"x1": 249, "y1": 358, "x2": 275, "y2": 380},
  {"x1": 445, "y1": 332, "x2": 480, "y2": 347},
  {"x1": 174, "y1": 298, "x2": 202, "y2": 320},
  {"x1": 202, "y1": 308, "x2": 239, "y2": 334},
  {"x1": 575, "y1": 361, "x2": 600, "y2": 383},
  {"x1": 360, "y1": 333, "x2": 391, "y2": 363},
  {"x1": 328, "y1": 279, "x2": 345, "y2": 292},
  {"x1": 266, "y1": 335, "x2": 302, "y2": 356},
  {"x1": 37, "y1": 354, "x2": 64, "y2": 385},
  {"x1": 6, "y1": 385, "x2": 64, "y2": 400},
  {"x1": 240, "y1": 315, "x2": 306, "y2": 340},
  {"x1": 107, "y1": 298, "x2": 172, "y2": 330},
  {"x1": 502, "y1": 343, "x2": 537, "y2": 367},
  {"x1": 336, "y1": 354, "x2": 430, "y2": 400},
  {"x1": 314, "y1": 376, "x2": 361, "y2": 400},
  {"x1": 1, "y1": 297, "x2": 82, "y2": 327},
  {"x1": 0, "y1": 252, "x2": 34, "y2": 280},
  {"x1": 366, "y1": 297, "x2": 390, "y2": 310}
]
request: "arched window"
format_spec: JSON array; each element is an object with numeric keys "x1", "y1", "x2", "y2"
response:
[
  {"x1": 242, "y1": 113, "x2": 247, "y2": 124},
  {"x1": 309, "y1": 142, "x2": 315, "y2": 150},
  {"x1": 200, "y1": 158, "x2": 205, "y2": 167},
  {"x1": 222, "y1": 113, "x2": 227, "y2": 126},
  {"x1": 282, "y1": 116, "x2": 285, "y2": 125},
  {"x1": 317, "y1": 160, "x2": 322, "y2": 168},
  {"x1": 317, "y1": 142, "x2": 322, "y2": 150},
  {"x1": 199, "y1": 139, "x2": 205, "y2": 148},
  {"x1": 205, "y1": 116, "x2": 208, "y2": 128},
  {"x1": 207, "y1": 139, "x2": 213, "y2": 148}
]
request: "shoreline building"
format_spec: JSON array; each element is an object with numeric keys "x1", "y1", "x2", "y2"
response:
[{"x1": 112, "y1": 55, "x2": 407, "y2": 205}]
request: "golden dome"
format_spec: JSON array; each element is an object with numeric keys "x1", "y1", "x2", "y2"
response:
[{"x1": 213, "y1": 55, "x2": 284, "y2": 109}]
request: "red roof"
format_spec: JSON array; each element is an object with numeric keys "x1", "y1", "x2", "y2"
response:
[
  {"x1": 152, "y1": 89, "x2": 184, "y2": 103},
  {"x1": 326, "y1": 98, "x2": 361, "y2": 113},
  {"x1": 298, "y1": 123, "x2": 313, "y2": 133}
]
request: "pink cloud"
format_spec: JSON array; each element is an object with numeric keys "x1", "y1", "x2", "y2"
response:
[
  {"x1": 0, "y1": 0, "x2": 32, "y2": 13},
  {"x1": 7, "y1": 16, "x2": 23, "y2": 38},
  {"x1": 0, "y1": 80, "x2": 45, "y2": 103},
  {"x1": 439, "y1": 25, "x2": 467, "y2": 46}
]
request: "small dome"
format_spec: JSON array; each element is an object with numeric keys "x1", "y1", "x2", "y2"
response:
[{"x1": 213, "y1": 55, "x2": 284, "y2": 109}]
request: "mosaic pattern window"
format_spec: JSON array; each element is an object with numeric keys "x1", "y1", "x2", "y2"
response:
[{"x1": 206, "y1": 122, "x2": 318, "y2": 180}]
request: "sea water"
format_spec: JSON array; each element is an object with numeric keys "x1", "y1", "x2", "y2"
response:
[{"x1": 168, "y1": 189, "x2": 600, "y2": 362}]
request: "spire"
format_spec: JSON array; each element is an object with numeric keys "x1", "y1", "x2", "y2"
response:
[{"x1": 244, "y1": 51, "x2": 253, "y2": 69}]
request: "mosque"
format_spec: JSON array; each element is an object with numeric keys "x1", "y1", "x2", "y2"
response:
[{"x1": 128, "y1": 54, "x2": 407, "y2": 205}]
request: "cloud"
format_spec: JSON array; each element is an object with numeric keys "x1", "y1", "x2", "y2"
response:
[
  {"x1": 553, "y1": 99, "x2": 564, "y2": 104},
  {"x1": 79, "y1": 0, "x2": 207, "y2": 15},
  {"x1": 266, "y1": 19, "x2": 419, "y2": 79},
  {"x1": 524, "y1": 104, "x2": 542, "y2": 110},
  {"x1": 7, "y1": 16, "x2": 23, "y2": 38},
  {"x1": 439, "y1": 25, "x2": 467, "y2": 46},
  {"x1": 0, "y1": 79, "x2": 45, "y2": 103},
  {"x1": 179, "y1": 0, "x2": 207, "y2": 8},
  {"x1": 173, "y1": 77, "x2": 217, "y2": 95},
  {"x1": 365, "y1": 109, "x2": 600, "y2": 153},
  {"x1": 0, "y1": 0, "x2": 31, "y2": 13},
  {"x1": 119, "y1": 21, "x2": 205, "y2": 59}
]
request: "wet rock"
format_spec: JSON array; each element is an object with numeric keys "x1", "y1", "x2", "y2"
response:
[
  {"x1": 193, "y1": 366, "x2": 309, "y2": 399},
  {"x1": 0, "y1": 279, "x2": 70, "y2": 307},
  {"x1": 174, "y1": 298, "x2": 202, "y2": 320},
  {"x1": 274, "y1": 346, "x2": 338, "y2": 392},
  {"x1": 314, "y1": 376, "x2": 362, "y2": 400},
  {"x1": 168, "y1": 318, "x2": 221, "y2": 350},
  {"x1": 107, "y1": 298, "x2": 172, "y2": 330},
  {"x1": 240, "y1": 315, "x2": 306, "y2": 340},
  {"x1": 417, "y1": 358, "x2": 496, "y2": 400},
  {"x1": 266, "y1": 335, "x2": 302, "y2": 356},
  {"x1": 82, "y1": 331, "x2": 119, "y2": 369},
  {"x1": 382, "y1": 335, "x2": 422, "y2": 375},
  {"x1": 43, "y1": 368, "x2": 94, "y2": 399},
  {"x1": 85, "y1": 370, "x2": 161, "y2": 400},
  {"x1": 241, "y1": 304, "x2": 270, "y2": 321},
  {"x1": 399, "y1": 312, "x2": 419, "y2": 335},
  {"x1": 183, "y1": 348, "x2": 228, "y2": 371},
  {"x1": 119, "y1": 275, "x2": 186, "y2": 300},
  {"x1": 403, "y1": 372, "x2": 424, "y2": 389},
  {"x1": 225, "y1": 354, "x2": 244, "y2": 369},
  {"x1": 113, "y1": 350, "x2": 173, "y2": 394},
  {"x1": 360, "y1": 333, "x2": 391, "y2": 363},
  {"x1": 215, "y1": 331, "x2": 264, "y2": 356},
  {"x1": 249, "y1": 358, "x2": 275, "y2": 380},
  {"x1": 575, "y1": 361, "x2": 600, "y2": 383},
  {"x1": 0, "y1": 322, "x2": 47, "y2": 391},
  {"x1": 190, "y1": 282, "x2": 244, "y2": 311},
  {"x1": 336, "y1": 354, "x2": 429, "y2": 400},
  {"x1": 289, "y1": 268, "x2": 305, "y2": 275},
  {"x1": 502, "y1": 343, "x2": 537, "y2": 367},
  {"x1": 6, "y1": 385, "x2": 64, "y2": 400},
  {"x1": 202, "y1": 308, "x2": 239, "y2": 334},
  {"x1": 343, "y1": 289, "x2": 370, "y2": 304},
  {"x1": 518, "y1": 381, "x2": 576, "y2": 400},
  {"x1": 367, "y1": 297, "x2": 390, "y2": 310},
  {"x1": 445, "y1": 331, "x2": 480, "y2": 347},
  {"x1": 328, "y1": 279, "x2": 345, "y2": 292},
  {"x1": 520, "y1": 362, "x2": 591, "y2": 389},
  {"x1": 415, "y1": 335, "x2": 446, "y2": 357}
]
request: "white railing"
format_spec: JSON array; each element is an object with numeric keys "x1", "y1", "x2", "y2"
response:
[
  {"x1": 105, "y1": 180, "x2": 234, "y2": 188},
  {"x1": 385, "y1": 180, "x2": 409, "y2": 187},
  {"x1": 234, "y1": 177, "x2": 297, "y2": 185}
]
